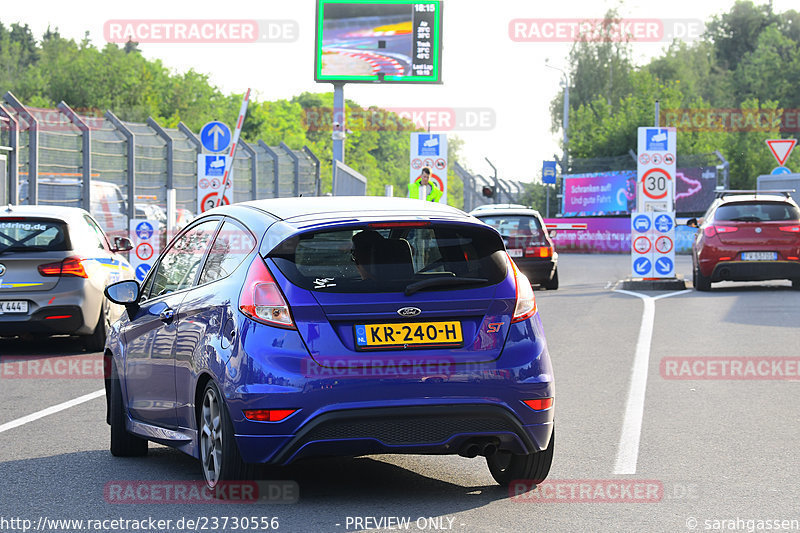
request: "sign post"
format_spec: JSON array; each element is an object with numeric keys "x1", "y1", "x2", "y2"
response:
[
  {"x1": 409, "y1": 132, "x2": 447, "y2": 203},
  {"x1": 633, "y1": 126, "x2": 677, "y2": 278},
  {"x1": 129, "y1": 219, "x2": 159, "y2": 283},
  {"x1": 543, "y1": 160, "x2": 557, "y2": 217}
]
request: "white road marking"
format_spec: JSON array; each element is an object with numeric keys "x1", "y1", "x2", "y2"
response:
[
  {"x1": 613, "y1": 289, "x2": 691, "y2": 474},
  {"x1": 0, "y1": 389, "x2": 105, "y2": 434}
]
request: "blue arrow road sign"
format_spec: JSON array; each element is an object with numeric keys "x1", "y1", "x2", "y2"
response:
[
  {"x1": 200, "y1": 121, "x2": 232, "y2": 153},
  {"x1": 135, "y1": 263, "x2": 151, "y2": 282},
  {"x1": 542, "y1": 161, "x2": 557, "y2": 184},
  {"x1": 772, "y1": 166, "x2": 791, "y2": 175},
  {"x1": 655, "y1": 257, "x2": 674, "y2": 276},
  {"x1": 633, "y1": 214, "x2": 651, "y2": 233},
  {"x1": 654, "y1": 214, "x2": 674, "y2": 233},
  {"x1": 633, "y1": 257, "x2": 651, "y2": 276}
]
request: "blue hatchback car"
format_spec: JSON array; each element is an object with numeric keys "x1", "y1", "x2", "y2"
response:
[{"x1": 103, "y1": 197, "x2": 555, "y2": 489}]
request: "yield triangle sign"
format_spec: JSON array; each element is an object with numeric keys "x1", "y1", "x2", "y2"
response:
[{"x1": 765, "y1": 139, "x2": 797, "y2": 166}]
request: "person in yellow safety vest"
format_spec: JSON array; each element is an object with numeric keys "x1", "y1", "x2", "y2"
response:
[{"x1": 408, "y1": 167, "x2": 443, "y2": 202}]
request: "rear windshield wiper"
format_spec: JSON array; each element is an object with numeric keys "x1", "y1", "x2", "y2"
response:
[
  {"x1": 404, "y1": 276, "x2": 488, "y2": 296},
  {"x1": 728, "y1": 216, "x2": 762, "y2": 222}
]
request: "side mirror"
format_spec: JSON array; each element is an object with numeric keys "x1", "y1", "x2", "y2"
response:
[
  {"x1": 112, "y1": 236, "x2": 133, "y2": 253},
  {"x1": 685, "y1": 218, "x2": 698, "y2": 228},
  {"x1": 105, "y1": 280, "x2": 140, "y2": 317}
]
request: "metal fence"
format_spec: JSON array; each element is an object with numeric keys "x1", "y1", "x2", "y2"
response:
[
  {"x1": 0, "y1": 91, "x2": 320, "y2": 234},
  {"x1": 453, "y1": 161, "x2": 527, "y2": 212}
]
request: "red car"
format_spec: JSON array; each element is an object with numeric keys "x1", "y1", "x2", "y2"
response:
[{"x1": 690, "y1": 191, "x2": 800, "y2": 291}]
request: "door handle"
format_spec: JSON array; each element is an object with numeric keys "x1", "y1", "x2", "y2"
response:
[{"x1": 159, "y1": 308, "x2": 175, "y2": 323}]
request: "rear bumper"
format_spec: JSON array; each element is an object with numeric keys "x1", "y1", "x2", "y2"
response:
[
  {"x1": 237, "y1": 404, "x2": 552, "y2": 465},
  {"x1": 0, "y1": 305, "x2": 85, "y2": 335},
  {"x1": 710, "y1": 260, "x2": 800, "y2": 282},
  {"x1": 515, "y1": 257, "x2": 557, "y2": 284}
]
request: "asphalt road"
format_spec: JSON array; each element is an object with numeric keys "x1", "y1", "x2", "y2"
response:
[{"x1": 2, "y1": 253, "x2": 799, "y2": 533}]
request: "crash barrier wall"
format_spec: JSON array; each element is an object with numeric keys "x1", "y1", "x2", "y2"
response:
[
  {"x1": 0, "y1": 91, "x2": 321, "y2": 236},
  {"x1": 453, "y1": 161, "x2": 527, "y2": 212}
]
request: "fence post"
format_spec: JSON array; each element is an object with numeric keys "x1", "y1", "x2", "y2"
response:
[
  {"x1": 303, "y1": 146, "x2": 321, "y2": 197},
  {"x1": 258, "y1": 141, "x2": 281, "y2": 198},
  {"x1": 4, "y1": 92, "x2": 37, "y2": 204},
  {"x1": 57, "y1": 101, "x2": 92, "y2": 212},
  {"x1": 147, "y1": 117, "x2": 173, "y2": 190},
  {"x1": 105, "y1": 111, "x2": 135, "y2": 223},
  {"x1": 279, "y1": 142, "x2": 300, "y2": 197},
  {"x1": 0, "y1": 105, "x2": 18, "y2": 204},
  {"x1": 239, "y1": 140, "x2": 258, "y2": 201},
  {"x1": 178, "y1": 122, "x2": 202, "y2": 211}
]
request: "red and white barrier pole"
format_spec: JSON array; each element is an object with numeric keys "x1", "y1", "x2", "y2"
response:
[{"x1": 215, "y1": 88, "x2": 251, "y2": 207}]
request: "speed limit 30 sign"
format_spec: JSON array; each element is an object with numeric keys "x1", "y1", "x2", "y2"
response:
[{"x1": 640, "y1": 167, "x2": 672, "y2": 200}]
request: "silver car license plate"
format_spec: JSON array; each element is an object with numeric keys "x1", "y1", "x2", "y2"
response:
[
  {"x1": 0, "y1": 300, "x2": 28, "y2": 314},
  {"x1": 741, "y1": 252, "x2": 777, "y2": 261}
]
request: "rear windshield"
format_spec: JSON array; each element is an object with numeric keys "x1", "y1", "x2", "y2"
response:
[
  {"x1": 270, "y1": 223, "x2": 507, "y2": 293},
  {"x1": 714, "y1": 202, "x2": 800, "y2": 222},
  {"x1": 476, "y1": 214, "x2": 546, "y2": 247},
  {"x1": 0, "y1": 218, "x2": 70, "y2": 253}
]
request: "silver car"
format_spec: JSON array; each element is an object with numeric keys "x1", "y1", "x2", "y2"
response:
[{"x1": 0, "y1": 205, "x2": 134, "y2": 350}]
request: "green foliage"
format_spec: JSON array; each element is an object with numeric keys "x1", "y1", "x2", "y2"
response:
[
  {"x1": 0, "y1": 21, "x2": 467, "y2": 207},
  {"x1": 552, "y1": 1, "x2": 800, "y2": 190}
]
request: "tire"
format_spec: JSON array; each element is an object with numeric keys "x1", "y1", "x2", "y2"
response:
[
  {"x1": 83, "y1": 303, "x2": 110, "y2": 352},
  {"x1": 199, "y1": 381, "x2": 255, "y2": 489},
  {"x1": 109, "y1": 362, "x2": 148, "y2": 457},
  {"x1": 693, "y1": 263, "x2": 711, "y2": 292},
  {"x1": 543, "y1": 268, "x2": 559, "y2": 290},
  {"x1": 486, "y1": 427, "x2": 554, "y2": 486}
]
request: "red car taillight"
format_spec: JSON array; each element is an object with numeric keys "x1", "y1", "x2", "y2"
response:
[
  {"x1": 525, "y1": 245, "x2": 553, "y2": 258},
  {"x1": 37, "y1": 257, "x2": 88, "y2": 278},
  {"x1": 523, "y1": 398, "x2": 553, "y2": 411},
  {"x1": 243, "y1": 409, "x2": 297, "y2": 422},
  {"x1": 506, "y1": 253, "x2": 537, "y2": 323},
  {"x1": 703, "y1": 225, "x2": 738, "y2": 238},
  {"x1": 778, "y1": 225, "x2": 800, "y2": 233},
  {"x1": 238, "y1": 256, "x2": 295, "y2": 329}
]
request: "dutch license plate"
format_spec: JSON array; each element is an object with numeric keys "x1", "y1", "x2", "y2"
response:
[
  {"x1": 0, "y1": 301, "x2": 28, "y2": 314},
  {"x1": 355, "y1": 321, "x2": 463, "y2": 349},
  {"x1": 741, "y1": 252, "x2": 777, "y2": 261},
  {"x1": 508, "y1": 248, "x2": 523, "y2": 258}
]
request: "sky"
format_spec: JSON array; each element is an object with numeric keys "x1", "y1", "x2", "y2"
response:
[{"x1": 3, "y1": 0, "x2": 797, "y2": 183}]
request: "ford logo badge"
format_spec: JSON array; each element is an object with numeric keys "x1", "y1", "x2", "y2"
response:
[
  {"x1": 397, "y1": 307, "x2": 421, "y2": 317},
  {"x1": 755, "y1": 227, "x2": 762, "y2": 233}
]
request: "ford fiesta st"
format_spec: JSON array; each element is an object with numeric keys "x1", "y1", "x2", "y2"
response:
[
  {"x1": 690, "y1": 191, "x2": 800, "y2": 291},
  {"x1": 103, "y1": 197, "x2": 555, "y2": 489}
]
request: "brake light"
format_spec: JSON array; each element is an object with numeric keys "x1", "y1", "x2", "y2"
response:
[
  {"x1": 703, "y1": 225, "x2": 738, "y2": 238},
  {"x1": 507, "y1": 253, "x2": 537, "y2": 323},
  {"x1": 523, "y1": 398, "x2": 553, "y2": 411},
  {"x1": 243, "y1": 409, "x2": 297, "y2": 422},
  {"x1": 525, "y1": 245, "x2": 552, "y2": 258},
  {"x1": 779, "y1": 225, "x2": 800, "y2": 232},
  {"x1": 38, "y1": 257, "x2": 88, "y2": 278},
  {"x1": 368, "y1": 221, "x2": 430, "y2": 229},
  {"x1": 238, "y1": 256, "x2": 295, "y2": 329}
]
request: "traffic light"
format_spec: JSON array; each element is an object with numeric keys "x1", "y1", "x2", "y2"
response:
[{"x1": 482, "y1": 185, "x2": 495, "y2": 198}]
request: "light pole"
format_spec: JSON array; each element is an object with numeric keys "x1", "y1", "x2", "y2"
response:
[{"x1": 546, "y1": 63, "x2": 569, "y2": 215}]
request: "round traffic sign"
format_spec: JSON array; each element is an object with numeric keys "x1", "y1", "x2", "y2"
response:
[
  {"x1": 655, "y1": 236, "x2": 673, "y2": 254},
  {"x1": 641, "y1": 167, "x2": 672, "y2": 200},
  {"x1": 135, "y1": 221, "x2": 153, "y2": 240},
  {"x1": 135, "y1": 263, "x2": 151, "y2": 282},
  {"x1": 632, "y1": 214, "x2": 651, "y2": 233},
  {"x1": 638, "y1": 153, "x2": 650, "y2": 165},
  {"x1": 633, "y1": 236, "x2": 652, "y2": 254},
  {"x1": 633, "y1": 257, "x2": 652, "y2": 276},
  {"x1": 411, "y1": 158, "x2": 422, "y2": 169},
  {"x1": 135, "y1": 242, "x2": 154, "y2": 261},
  {"x1": 200, "y1": 192, "x2": 230, "y2": 213},
  {"x1": 435, "y1": 158, "x2": 447, "y2": 170},
  {"x1": 200, "y1": 121, "x2": 232, "y2": 153}
]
